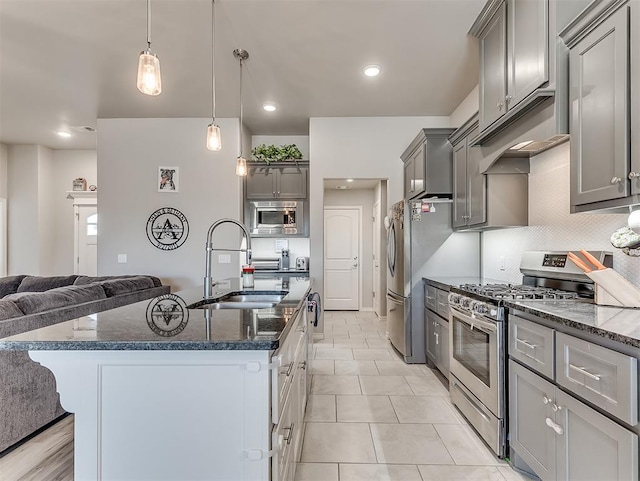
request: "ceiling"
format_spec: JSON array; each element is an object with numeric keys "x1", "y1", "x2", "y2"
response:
[
  {"x1": 0, "y1": 0, "x2": 485, "y2": 150},
  {"x1": 324, "y1": 179, "x2": 380, "y2": 190}
]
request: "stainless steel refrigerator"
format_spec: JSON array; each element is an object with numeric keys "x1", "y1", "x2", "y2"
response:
[{"x1": 386, "y1": 199, "x2": 480, "y2": 363}]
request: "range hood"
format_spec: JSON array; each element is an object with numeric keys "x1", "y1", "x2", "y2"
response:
[{"x1": 473, "y1": 96, "x2": 570, "y2": 175}]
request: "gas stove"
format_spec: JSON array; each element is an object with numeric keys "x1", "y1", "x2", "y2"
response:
[{"x1": 458, "y1": 283, "x2": 582, "y2": 301}]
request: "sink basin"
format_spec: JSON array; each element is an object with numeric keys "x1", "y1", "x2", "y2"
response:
[{"x1": 188, "y1": 291, "x2": 288, "y2": 310}]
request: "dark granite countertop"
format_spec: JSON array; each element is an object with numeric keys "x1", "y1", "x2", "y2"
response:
[
  {"x1": 505, "y1": 300, "x2": 640, "y2": 349},
  {"x1": 0, "y1": 276, "x2": 312, "y2": 351}
]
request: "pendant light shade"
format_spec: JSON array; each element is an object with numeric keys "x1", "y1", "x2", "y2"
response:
[
  {"x1": 137, "y1": 0, "x2": 162, "y2": 96},
  {"x1": 234, "y1": 48, "x2": 249, "y2": 176},
  {"x1": 206, "y1": 0, "x2": 222, "y2": 151}
]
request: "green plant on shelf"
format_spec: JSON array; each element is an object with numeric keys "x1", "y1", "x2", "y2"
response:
[{"x1": 251, "y1": 144, "x2": 303, "y2": 164}]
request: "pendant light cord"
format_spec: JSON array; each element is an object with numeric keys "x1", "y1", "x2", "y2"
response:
[
  {"x1": 146, "y1": 0, "x2": 151, "y2": 49},
  {"x1": 211, "y1": 0, "x2": 216, "y2": 123},
  {"x1": 239, "y1": 57, "x2": 244, "y2": 157}
]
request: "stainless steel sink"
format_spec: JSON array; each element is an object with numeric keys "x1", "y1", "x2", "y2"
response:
[{"x1": 188, "y1": 291, "x2": 288, "y2": 310}]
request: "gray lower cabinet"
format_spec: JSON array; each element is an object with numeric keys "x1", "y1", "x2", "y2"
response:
[
  {"x1": 562, "y1": 0, "x2": 640, "y2": 212},
  {"x1": 451, "y1": 117, "x2": 486, "y2": 228},
  {"x1": 510, "y1": 360, "x2": 638, "y2": 481},
  {"x1": 245, "y1": 162, "x2": 308, "y2": 200},
  {"x1": 424, "y1": 284, "x2": 450, "y2": 379}
]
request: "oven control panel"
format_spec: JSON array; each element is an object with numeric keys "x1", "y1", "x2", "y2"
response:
[{"x1": 542, "y1": 253, "x2": 567, "y2": 268}]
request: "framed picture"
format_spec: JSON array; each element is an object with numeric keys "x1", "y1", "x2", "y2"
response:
[{"x1": 158, "y1": 167, "x2": 179, "y2": 193}]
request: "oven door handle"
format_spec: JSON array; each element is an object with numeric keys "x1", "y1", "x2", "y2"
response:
[{"x1": 450, "y1": 306, "x2": 496, "y2": 334}]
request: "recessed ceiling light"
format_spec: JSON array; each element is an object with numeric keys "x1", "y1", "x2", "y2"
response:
[
  {"x1": 263, "y1": 103, "x2": 277, "y2": 112},
  {"x1": 71, "y1": 125, "x2": 97, "y2": 133},
  {"x1": 336, "y1": 185, "x2": 351, "y2": 190},
  {"x1": 56, "y1": 131, "x2": 72, "y2": 138},
  {"x1": 363, "y1": 65, "x2": 381, "y2": 77},
  {"x1": 346, "y1": 178, "x2": 354, "y2": 182}
]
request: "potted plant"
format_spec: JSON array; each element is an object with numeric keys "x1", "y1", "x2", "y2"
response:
[{"x1": 251, "y1": 144, "x2": 303, "y2": 164}]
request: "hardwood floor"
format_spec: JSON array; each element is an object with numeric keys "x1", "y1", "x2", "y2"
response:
[{"x1": 0, "y1": 415, "x2": 73, "y2": 481}]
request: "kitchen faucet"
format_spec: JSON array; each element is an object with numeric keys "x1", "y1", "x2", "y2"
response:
[{"x1": 204, "y1": 218, "x2": 252, "y2": 299}]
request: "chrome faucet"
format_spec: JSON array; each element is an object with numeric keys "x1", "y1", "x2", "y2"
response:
[{"x1": 204, "y1": 218, "x2": 252, "y2": 299}]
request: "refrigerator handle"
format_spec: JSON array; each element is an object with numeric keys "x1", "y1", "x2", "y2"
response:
[{"x1": 387, "y1": 222, "x2": 396, "y2": 276}]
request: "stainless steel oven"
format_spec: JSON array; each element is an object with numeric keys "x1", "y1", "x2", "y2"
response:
[
  {"x1": 248, "y1": 201, "x2": 303, "y2": 236},
  {"x1": 448, "y1": 295, "x2": 506, "y2": 458}
]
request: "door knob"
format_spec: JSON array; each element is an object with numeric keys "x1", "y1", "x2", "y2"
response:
[{"x1": 353, "y1": 256, "x2": 358, "y2": 260}]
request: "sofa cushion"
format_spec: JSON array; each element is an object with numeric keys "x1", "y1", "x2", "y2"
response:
[
  {"x1": 17, "y1": 275, "x2": 78, "y2": 293},
  {"x1": 0, "y1": 275, "x2": 27, "y2": 298},
  {"x1": 75, "y1": 275, "x2": 163, "y2": 288},
  {"x1": 0, "y1": 300, "x2": 24, "y2": 320},
  {"x1": 5, "y1": 284, "x2": 106, "y2": 315},
  {"x1": 100, "y1": 276, "x2": 155, "y2": 298}
]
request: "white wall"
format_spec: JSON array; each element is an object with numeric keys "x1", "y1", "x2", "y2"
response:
[
  {"x1": 324, "y1": 188, "x2": 375, "y2": 309},
  {"x1": 449, "y1": 85, "x2": 479, "y2": 128},
  {"x1": 52, "y1": 150, "x2": 98, "y2": 274},
  {"x1": 37, "y1": 146, "x2": 55, "y2": 274},
  {"x1": 0, "y1": 143, "x2": 7, "y2": 198},
  {"x1": 251, "y1": 135, "x2": 309, "y2": 160},
  {"x1": 375, "y1": 180, "x2": 388, "y2": 316},
  {"x1": 309, "y1": 116, "x2": 449, "y2": 327},
  {"x1": 97, "y1": 118, "x2": 244, "y2": 291},
  {"x1": 482, "y1": 142, "x2": 639, "y2": 285}
]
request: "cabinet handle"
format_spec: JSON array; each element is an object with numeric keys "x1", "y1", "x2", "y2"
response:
[
  {"x1": 280, "y1": 362, "x2": 294, "y2": 377},
  {"x1": 545, "y1": 417, "x2": 564, "y2": 435},
  {"x1": 569, "y1": 363, "x2": 601, "y2": 381},
  {"x1": 551, "y1": 402, "x2": 562, "y2": 413},
  {"x1": 515, "y1": 337, "x2": 537, "y2": 350},
  {"x1": 505, "y1": 95, "x2": 512, "y2": 105},
  {"x1": 629, "y1": 172, "x2": 640, "y2": 179},
  {"x1": 610, "y1": 176, "x2": 622, "y2": 184},
  {"x1": 299, "y1": 360, "x2": 307, "y2": 370},
  {"x1": 283, "y1": 423, "x2": 294, "y2": 444},
  {"x1": 435, "y1": 332, "x2": 439, "y2": 345},
  {"x1": 542, "y1": 395, "x2": 552, "y2": 405},
  {"x1": 497, "y1": 102, "x2": 504, "y2": 111},
  {"x1": 277, "y1": 191, "x2": 281, "y2": 196}
]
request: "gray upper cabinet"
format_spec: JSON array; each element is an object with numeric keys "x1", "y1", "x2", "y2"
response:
[
  {"x1": 562, "y1": 0, "x2": 640, "y2": 212},
  {"x1": 245, "y1": 162, "x2": 308, "y2": 200},
  {"x1": 475, "y1": 0, "x2": 549, "y2": 133},
  {"x1": 451, "y1": 117, "x2": 487, "y2": 229},
  {"x1": 401, "y1": 129, "x2": 455, "y2": 200}
]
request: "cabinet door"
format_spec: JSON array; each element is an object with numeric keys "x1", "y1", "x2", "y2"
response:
[
  {"x1": 411, "y1": 143, "x2": 426, "y2": 198},
  {"x1": 452, "y1": 140, "x2": 468, "y2": 228},
  {"x1": 404, "y1": 159, "x2": 414, "y2": 199},
  {"x1": 509, "y1": 360, "x2": 557, "y2": 481},
  {"x1": 507, "y1": 0, "x2": 549, "y2": 108},
  {"x1": 632, "y1": 2, "x2": 640, "y2": 195},
  {"x1": 246, "y1": 166, "x2": 277, "y2": 199},
  {"x1": 277, "y1": 167, "x2": 307, "y2": 199},
  {"x1": 466, "y1": 129, "x2": 487, "y2": 226},
  {"x1": 570, "y1": 6, "x2": 630, "y2": 206},
  {"x1": 425, "y1": 309, "x2": 438, "y2": 365},
  {"x1": 437, "y1": 316, "x2": 450, "y2": 379},
  {"x1": 555, "y1": 389, "x2": 638, "y2": 481},
  {"x1": 479, "y1": 3, "x2": 507, "y2": 130}
]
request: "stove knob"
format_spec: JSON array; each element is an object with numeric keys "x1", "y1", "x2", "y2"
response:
[{"x1": 474, "y1": 303, "x2": 488, "y2": 315}]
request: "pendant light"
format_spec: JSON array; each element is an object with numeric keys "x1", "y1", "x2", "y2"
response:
[
  {"x1": 206, "y1": 0, "x2": 221, "y2": 151},
  {"x1": 234, "y1": 48, "x2": 249, "y2": 176},
  {"x1": 137, "y1": 0, "x2": 162, "y2": 96}
]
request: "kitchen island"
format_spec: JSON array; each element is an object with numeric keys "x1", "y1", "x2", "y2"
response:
[{"x1": 0, "y1": 276, "x2": 312, "y2": 481}]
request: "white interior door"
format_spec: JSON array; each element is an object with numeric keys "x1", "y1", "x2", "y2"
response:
[
  {"x1": 324, "y1": 208, "x2": 360, "y2": 310},
  {"x1": 372, "y1": 202, "x2": 381, "y2": 317},
  {"x1": 77, "y1": 206, "x2": 98, "y2": 276}
]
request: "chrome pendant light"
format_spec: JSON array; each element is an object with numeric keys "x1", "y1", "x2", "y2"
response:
[
  {"x1": 206, "y1": 0, "x2": 221, "y2": 151},
  {"x1": 137, "y1": 0, "x2": 162, "y2": 95},
  {"x1": 234, "y1": 48, "x2": 249, "y2": 176}
]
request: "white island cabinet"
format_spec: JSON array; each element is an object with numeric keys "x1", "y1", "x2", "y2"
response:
[{"x1": 1, "y1": 277, "x2": 312, "y2": 481}]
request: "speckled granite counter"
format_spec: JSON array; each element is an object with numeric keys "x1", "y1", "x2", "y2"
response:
[
  {"x1": 0, "y1": 276, "x2": 311, "y2": 351},
  {"x1": 422, "y1": 276, "x2": 507, "y2": 291},
  {"x1": 505, "y1": 300, "x2": 640, "y2": 349}
]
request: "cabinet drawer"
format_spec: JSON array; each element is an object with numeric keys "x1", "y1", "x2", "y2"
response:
[
  {"x1": 509, "y1": 315, "x2": 555, "y2": 379},
  {"x1": 556, "y1": 332, "x2": 638, "y2": 426},
  {"x1": 436, "y1": 289, "x2": 449, "y2": 318},
  {"x1": 425, "y1": 285, "x2": 437, "y2": 311},
  {"x1": 272, "y1": 388, "x2": 295, "y2": 481},
  {"x1": 274, "y1": 314, "x2": 304, "y2": 421}
]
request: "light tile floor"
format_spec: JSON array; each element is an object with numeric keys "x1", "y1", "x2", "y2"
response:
[{"x1": 296, "y1": 310, "x2": 533, "y2": 481}]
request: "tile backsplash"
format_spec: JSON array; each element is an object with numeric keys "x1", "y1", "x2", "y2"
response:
[{"x1": 482, "y1": 142, "x2": 639, "y2": 285}]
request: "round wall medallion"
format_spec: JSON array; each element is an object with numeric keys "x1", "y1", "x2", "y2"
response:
[
  {"x1": 146, "y1": 294, "x2": 189, "y2": 337},
  {"x1": 146, "y1": 207, "x2": 189, "y2": 250}
]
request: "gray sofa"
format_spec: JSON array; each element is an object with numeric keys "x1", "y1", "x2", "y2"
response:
[{"x1": 0, "y1": 274, "x2": 170, "y2": 453}]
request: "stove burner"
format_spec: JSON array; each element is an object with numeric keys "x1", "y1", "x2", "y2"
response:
[{"x1": 458, "y1": 283, "x2": 581, "y2": 301}]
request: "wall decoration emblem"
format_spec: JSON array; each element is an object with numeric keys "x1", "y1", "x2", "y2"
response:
[
  {"x1": 146, "y1": 207, "x2": 189, "y2": 250},
  {"x1": 158, "y1": 166, "x2": 179, "y2": 192},
  {"x1": 146, "y1": 294, "x2": 189, "y2": 337}
]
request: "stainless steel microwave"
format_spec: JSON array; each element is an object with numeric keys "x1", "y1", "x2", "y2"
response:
[{"x1": 248, "y1": 201, "x2": 304, "y2": 236}]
